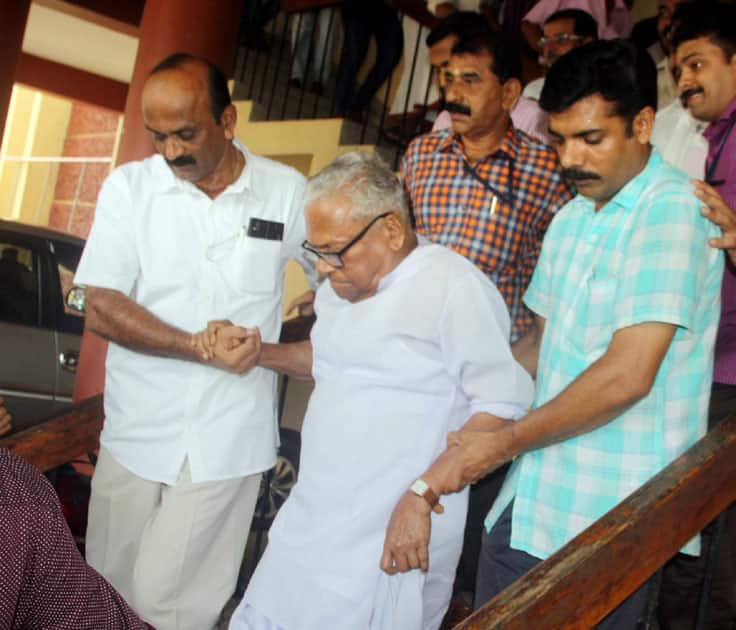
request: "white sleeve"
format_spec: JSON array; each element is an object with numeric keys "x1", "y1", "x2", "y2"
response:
[
  {"x1": 73, "y1": 170, "x2": 140, "y2": 295},
  {"x1": 440, "y1": 271, "x2": 535, "y2": 420},
  {"x1": 280, "y1": 173, "x2": 319, "y2": 290}
]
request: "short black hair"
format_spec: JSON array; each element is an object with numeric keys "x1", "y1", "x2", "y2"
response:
[
  {"x1": 149, "y1": 52, "x2": 232, "y2": 123},
  {"x1": 540, "y1": 39, "x2": 657, "y2": 130},
  {"x1": 543, "y1": 9, "x2": 598, "y2": 41},
  {"x1": 670, "y1": 1, "x2": 736, "y2": 61},
  {"x1": 425, "y1": 11, "x2": 490, "y2": 47},
  {"x1": 451, "y1": 29, "x2": 521, "y2": 82}
]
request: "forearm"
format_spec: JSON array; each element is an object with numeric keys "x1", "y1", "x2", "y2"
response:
[
  {"x1": 259, "y1": 341, "x2": 313, "y2": 379},
  {"x1": 521, "y1": 20, "x2": 542, "y2": 53},
  {"x1": 84, "y1": 287, "x2": 198, "y2": 361}
]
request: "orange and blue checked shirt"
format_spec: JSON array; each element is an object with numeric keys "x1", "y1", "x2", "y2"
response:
[{"x1": 401, "y1": 127, "x2": 574, "y2": 341}]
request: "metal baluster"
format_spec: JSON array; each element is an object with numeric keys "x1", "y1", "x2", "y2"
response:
[
  {"x1": 282, "y1": 12, "x2": 304, "y2": 120},
  {"x1": 258, "y1": 19, "x2": 277, "y2": 106},
  {"x1": 396, "y1": 24, "x2": 423, "y2": 163},
  {"x1": 312, "y1": 7, "x2": 337, "y2": 119},
  {"x1": 296, "y1": 12, "x2": 318, "y2": 120},
  {"x1": 377, "y1": 13, "x2": 401, "y2": 148},
  {"x1": 267, "y1": 12, "x2": 292, "y2": 120}
]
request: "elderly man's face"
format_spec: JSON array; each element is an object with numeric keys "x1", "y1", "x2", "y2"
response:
[
  {"x1": 443, "y1": 50, "x2": 517, "y2": 139},
  {"x1": 548, "y1": 94, "x2": 653, "y2": 210},
  {"x1": 304, "y1": 193, "x2": 394, "y2": 303},
  {"x1": 142, "y1": 63, "x2": 234, "y2": 185}
]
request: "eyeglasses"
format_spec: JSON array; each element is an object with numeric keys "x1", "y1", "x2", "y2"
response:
[
  {"x1": 538, "y1": 33, "x2": 584, "y2": 48},
  {"x1": 301, "y1": 212, "x2": 391, "y2": 269}
]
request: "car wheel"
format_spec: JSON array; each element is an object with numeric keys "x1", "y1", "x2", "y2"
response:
[{"x1": 252, "y1": 428, "x2": 300, "y2": 530}]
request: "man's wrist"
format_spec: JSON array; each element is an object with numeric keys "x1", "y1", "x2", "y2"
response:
[{"x1": 409, "y1": 478, "x2": 440, "y2": 510}]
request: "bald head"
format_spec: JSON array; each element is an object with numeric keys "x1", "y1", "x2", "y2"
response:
[{"x1": 141, "y1": 54, "x2": 237, "y2": 186}]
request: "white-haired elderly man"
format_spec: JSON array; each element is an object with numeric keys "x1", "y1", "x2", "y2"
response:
[{"x1": 197, "y1": 151, "x2": 534, "y2": 630}]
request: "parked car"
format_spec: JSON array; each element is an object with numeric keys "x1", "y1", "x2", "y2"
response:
[{"x1": 0, "y1": 219, "x2": 85, "y2": 432}]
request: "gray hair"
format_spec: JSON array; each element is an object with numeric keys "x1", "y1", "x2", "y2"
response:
[{"x1": 304, "y1": 151, "x2": 409, "y2": 221}]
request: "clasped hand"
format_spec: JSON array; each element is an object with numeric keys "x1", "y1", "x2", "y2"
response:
[{"x1": 191, "y1": 320, "x2": 261, "y2": 374}]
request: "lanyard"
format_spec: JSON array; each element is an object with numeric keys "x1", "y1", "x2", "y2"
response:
[
  {"x1": 706, "y1": 114, "x2": 736, "y2": 184},
  {"x1": 462, "y1": 153, "x2": 516, "y2": 208}
]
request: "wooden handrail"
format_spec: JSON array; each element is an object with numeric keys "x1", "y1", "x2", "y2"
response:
[
  {"x1": 455, "y1": 413, "x2": 736, "y2": 629},
  {"x1": 0, "y1": 395, "x2": 104, "y2": 473}
]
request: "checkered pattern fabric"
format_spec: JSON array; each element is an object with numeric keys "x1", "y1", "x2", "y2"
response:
[
  {"x1": 485, "y1": 150, "x2": 723, "y2": 559},
  {"x1": 401, "y1": 127, "x2": 573, "y2": 341}
]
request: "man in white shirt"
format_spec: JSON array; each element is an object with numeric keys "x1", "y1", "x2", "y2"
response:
[
  {"x1": 74, "y1": 53, "x2": 312, "y2": 630},
  {"x1": 212, "y1": 151, "x2": 534, "y2": 630}
]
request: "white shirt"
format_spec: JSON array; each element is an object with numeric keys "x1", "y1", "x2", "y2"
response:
[
  {"x1": 652, "y1": 100, "x2": 708, "y2": 179},
  {"x1": 75, "y1": 141, "x2": 311, "y2": 484},
  {"x1": 238, "y1": 241, "x2": 534, "y2": 630},
  {"x1": 522, "y1": 76, "x2": 545, "y2": 101}
]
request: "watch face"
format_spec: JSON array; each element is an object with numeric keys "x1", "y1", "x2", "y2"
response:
[{"x1": 411, "y1": 478, "x2": 429, "y2": 495}]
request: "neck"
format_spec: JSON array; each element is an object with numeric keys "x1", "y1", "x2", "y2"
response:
[
  {"x1": 461, "y1": 118, "x2": 510, "y2": 165},
  {"x1": 196, "y1": 142, "x2": 244, "y2": 199}
]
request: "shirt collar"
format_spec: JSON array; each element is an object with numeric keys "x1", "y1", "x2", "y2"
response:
[
  {"x1": 596, "y1": 148, "x2": 661, "y2": 212},
  {"x1": 703, "y1": 95, "x2": 736, "y2": 143},
  {"x1": 157, "y1": 139, "x2": 259, "y2": 201},
  {"x1": 437, "y1": 125, "x2": 520, "y2": 164}
]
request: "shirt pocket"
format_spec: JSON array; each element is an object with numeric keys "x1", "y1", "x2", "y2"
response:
[{"x1": 215, "y1": 235, "x2": 282, "y2": 296}]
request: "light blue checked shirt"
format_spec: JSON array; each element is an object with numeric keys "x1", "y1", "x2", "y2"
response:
[{"x1": 485, "y1": 149, "x2": 723, "y2": 559}]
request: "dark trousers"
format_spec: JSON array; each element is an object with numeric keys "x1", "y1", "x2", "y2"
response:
[
  {"x1": 475, "y1": 502, "x2": 652, "y2": 629},
  {"x1": 334, "y1": 2, "x2": 403, "y2": 115},
  {"x1": 658, "y1": 382, "x2": 736, "y2": 630}
]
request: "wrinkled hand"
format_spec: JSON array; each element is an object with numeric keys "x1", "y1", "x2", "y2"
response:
[
  {"x1": 211, "y1": 325, "x2": 262, "y2": 374},
  {"x1": 381, "y1": 492, "x2": 441, "y2": 575},
  {"x1": 0, "y1": 396, "x2": 12, "y2": 437},
  {"x1": 191, "y1": 319, "x2": 233, "y2": 362},
  {"x1": 694, "y1": 180, "x2": 736, "y2": 266},
  {"x1": 285, "y1": 290, "x2": 316, "y2": 318}
]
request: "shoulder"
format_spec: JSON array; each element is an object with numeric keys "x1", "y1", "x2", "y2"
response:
[
  {"x1": 0, "y1": 449, "x2": 58, "y2": 513},
  {"x1": 405, "y1": 130, "x2": 448, "y2": 162},
  {"x1": 421, "y1": 243, "x2": 502, "y2": 296},
  {"x1": 514, "y1": 129, "x2": 563, "y2": 175},
  {"x1": 245, "y1": 150, "x2": 306, "y2": 189},
  {"x1": 103, "y1": 153, "x2": 168, "y2": 197}
]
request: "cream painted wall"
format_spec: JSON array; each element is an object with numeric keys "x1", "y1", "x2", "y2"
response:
[
  {"x1": 0, "y1": 85, "x2": 71, "y2": 225},
  {"x1": 23, "y1": 2, "x2": 138, "y2": 83}
]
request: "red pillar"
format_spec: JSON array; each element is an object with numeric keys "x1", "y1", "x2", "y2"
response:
[
  {"x1": 0, "y1": 0, "x2": 31, "y2": 143},
  {"x1": 73, "y1": 0, "x2": 244, "y2": 401}
]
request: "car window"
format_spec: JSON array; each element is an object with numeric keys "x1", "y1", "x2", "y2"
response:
[
  {"x1": 50, "y1": 239, "x2": 84, "y2": 335},
  {"x1": 0, "y1": 241, "x2": 40, "y2": 326}
]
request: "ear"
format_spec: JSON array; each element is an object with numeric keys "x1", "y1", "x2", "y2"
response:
[
  {"x1": 382, "y1": 213, "x2": 407, "y2": 251},
  {"x1": 220, "y1": 104, "x2": 237, "y2": 140},
  {"x1": 632, "y1": 106, "x2": 654, "y2": 145},
  {"x1": 501, "y1": 78, "x2": 522, "y2": 114}
]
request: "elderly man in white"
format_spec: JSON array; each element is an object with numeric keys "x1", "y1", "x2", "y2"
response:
[{"x1": 204, "y1": 151, "x2": 534, "y2": 630}]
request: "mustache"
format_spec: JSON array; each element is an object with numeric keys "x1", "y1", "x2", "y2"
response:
[
  {"x1": 166, "y1": 155, "x2": 196, "y2": 168},
  {"x1": 445, "y1": 101, "x2": 472, "y2": 116},
  {"x1": 562, "y1": 168, "x2": 601, "y2": 182},
  {"x1": 680, "y1": 86, "x2": 704, "y2": 106}
]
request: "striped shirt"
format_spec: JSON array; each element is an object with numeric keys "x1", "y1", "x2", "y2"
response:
[
  {"x1": 485, "y1": 149, "x2": 723, "y2": 558},
  {"x1": 401, "y1": 127, "x2": 573, "y2": 341}
]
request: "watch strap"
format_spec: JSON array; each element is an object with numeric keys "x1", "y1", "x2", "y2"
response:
[{"x1": 410, "y1": 478, "x2": 440, "y2": 509}]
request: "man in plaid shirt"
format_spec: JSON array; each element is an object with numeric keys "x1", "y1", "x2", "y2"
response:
[
  {"x1": 387, "y1": 40, "x2": 723, "y2": 628},
  {"x1": 401, "y1": 28, "x2": 573, "y2": 344}
]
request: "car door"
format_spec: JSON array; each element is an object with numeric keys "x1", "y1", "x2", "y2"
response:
[
  {"x1": 0, "y1": 231, "x2": 58, "y2": 431},
  {"x1": 47, "y1": 237, "x2": 84, "y2": 404}
]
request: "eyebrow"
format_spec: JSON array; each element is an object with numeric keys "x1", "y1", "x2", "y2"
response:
[
  {"x1": 547, "y1": 126, "x2": 604, "y2": 139},
  {"x1": 679, "y1": 52, "x2": 702, "y2": 65},
  {"x1": 144, "y1": 125, "x2": 195, "y2": 136}
]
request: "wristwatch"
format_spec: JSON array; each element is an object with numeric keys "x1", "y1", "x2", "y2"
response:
[{"x1": 410, "y1": 478, "x2": 440, "y2": 509}]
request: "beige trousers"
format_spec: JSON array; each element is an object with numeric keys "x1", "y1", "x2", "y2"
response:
[{"x1": 86, "y1": 447, "x2": 261, "y2": 630}]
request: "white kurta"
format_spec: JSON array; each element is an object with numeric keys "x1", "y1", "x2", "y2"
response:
[{"x1": 231, "y1": 242, "x2": 534, "y2": 630}]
